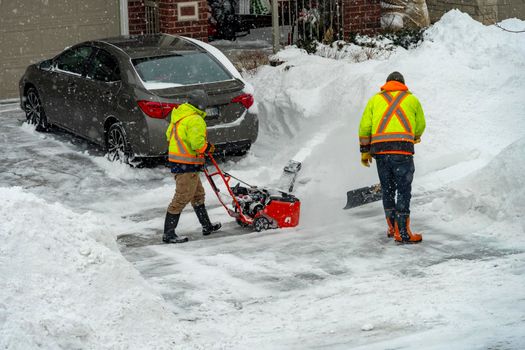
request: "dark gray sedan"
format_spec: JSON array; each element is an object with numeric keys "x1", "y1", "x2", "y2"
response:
[{"x1": 19, "y1": 34, "x2": 258, "y2": 163}]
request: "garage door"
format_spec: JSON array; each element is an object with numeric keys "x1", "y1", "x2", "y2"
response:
[{"x1": 0, "y1": 0, "x2": 121, "y2": 99}]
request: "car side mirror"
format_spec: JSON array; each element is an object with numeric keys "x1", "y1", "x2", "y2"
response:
[{"x1": 39, "y1": 59, "x2": 53, "y2": 71}]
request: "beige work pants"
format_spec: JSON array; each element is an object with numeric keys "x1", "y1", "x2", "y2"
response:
[{"x1": 167, "y1": 172, "x2": 206, "y2": 214}]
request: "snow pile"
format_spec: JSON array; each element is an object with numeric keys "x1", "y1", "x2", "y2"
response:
[
  {"x1": 246, "y1": 10, "x2": 525, "y2": 198},
  {"x1": 467, "y1": 138, "x2": 525, "y2": 221},
  {"x1": 0, "y1": 187, "x2": 186, "y2": 349},
  {"x1": 427, "y1": 137, "x2": 525, "y2": 235}
]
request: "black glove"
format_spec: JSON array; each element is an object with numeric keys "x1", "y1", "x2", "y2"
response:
[{"x1": 205, "y1": 142, "x2": 215, "y2": 154}]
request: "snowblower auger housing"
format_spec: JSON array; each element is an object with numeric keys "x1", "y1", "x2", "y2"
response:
[
  {"x1": 203, "y1": 153, "x2": 301, "y2": 232},
  {"x1": 231, "y1": 183, "x2": 301, "y2": 231}
]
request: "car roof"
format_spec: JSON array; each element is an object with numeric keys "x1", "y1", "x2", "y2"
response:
[{"x1": 95, "y1": 34, "x2": 205, "y2": 59}]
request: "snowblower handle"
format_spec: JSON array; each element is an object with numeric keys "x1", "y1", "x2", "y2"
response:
[
  {"x1": 206, "y1": 172, "x2": 220, "y2": 193},
  {"x1": 203, "y1": 153, "x2": 254, "y2": 224}
]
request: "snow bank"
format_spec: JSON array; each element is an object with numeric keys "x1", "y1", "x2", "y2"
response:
[
  {"x1": 245, "y1": 10, "x2": 525, "y2": 198},
  {"x1": 427, "y1": 137, "x2": 525, "y2": 235},
  {"x1": 0, "y1": 187, "x2": 186, "y2": 349},
  {"x1": 470, "y1": 138, "x2": 525, "y2": 221}
]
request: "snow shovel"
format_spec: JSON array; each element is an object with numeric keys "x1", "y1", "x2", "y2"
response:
[{"x1": 343, "y1": 183, "x2": 382, "y2": 209}]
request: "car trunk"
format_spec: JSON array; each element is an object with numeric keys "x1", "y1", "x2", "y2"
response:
[{"x1": 149, "y1": 79, "x2": 247, "y2": 127}]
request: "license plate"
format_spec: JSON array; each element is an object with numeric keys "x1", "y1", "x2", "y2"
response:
[{"x1": 205, "y1": 107, "x2": 219, "y2": 118}]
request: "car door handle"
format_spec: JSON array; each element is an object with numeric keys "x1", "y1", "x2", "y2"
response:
[{"x1": 103, "y1": 91, "x2": 114, "y2": 100}]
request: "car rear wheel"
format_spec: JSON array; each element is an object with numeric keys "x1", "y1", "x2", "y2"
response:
[
  {"x1": 25, "y1": 87, "x2": 49, "y2": 131},
  {"x1": 106, "y1": 123, "x2": 134, "y2": 164}
]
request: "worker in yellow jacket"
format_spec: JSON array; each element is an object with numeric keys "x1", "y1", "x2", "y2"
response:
[
  {"x1": 358, "y1": 72, "x2": 426, "y2": 244},
  {"x1": 163, "y1": 90, "x2": 221, "y2": 244}
]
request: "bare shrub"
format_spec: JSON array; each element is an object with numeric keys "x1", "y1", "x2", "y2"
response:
[
  {"x1": 234, "y1": 50, "x2": 271, "y2": 73},
  {"x1": 316, "y1": 42, "x2": 393, "y2": 63},
  {"x1": 362, "y1": 47, "x2": 393, "y2": 61}
]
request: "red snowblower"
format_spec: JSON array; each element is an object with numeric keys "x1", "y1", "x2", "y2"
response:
[{"x1": 203, "y1": 153, "x2": 301, "y2": 232}]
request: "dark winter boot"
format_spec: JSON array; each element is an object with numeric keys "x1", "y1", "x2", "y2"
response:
[
  {"x1": 162, "y1": 212, "x2": 189, "y2": 244},
  {"x1": 394, "y1": 212, "x2": 422, "y2": 244},
  {"x1": 193, "y1": 204, "x2": 221, "y2": 236},
  {"x1": 385, "y1": 208, "x2": 396, "y2": 238}
]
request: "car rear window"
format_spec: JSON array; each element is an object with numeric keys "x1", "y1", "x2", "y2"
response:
[{"x1": 132, "y1": 52, "x2": 233, "y2": 88}]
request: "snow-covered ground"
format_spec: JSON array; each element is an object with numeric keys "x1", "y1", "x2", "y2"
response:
[{"x1": 1, "y1": 10, "x2": 524, "y2": 349}]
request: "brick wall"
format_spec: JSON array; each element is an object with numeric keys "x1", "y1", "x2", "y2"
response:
[
  {"x1": 343, "y1": 0, "x2": 382, "y2": 38},
  {"x1": 128, "y1": 0, "x2": 147, "y2": 34},
  {"x1": 159, "y1": 0, "x2": 208, "y2": 41},
  {"x1": 128, "y1": 0, "x2": 208, "y2": 41}
]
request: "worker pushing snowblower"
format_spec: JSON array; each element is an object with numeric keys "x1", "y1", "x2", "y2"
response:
[{"x1": 162, "y1": 89, "x2": 300, "y2": 244}]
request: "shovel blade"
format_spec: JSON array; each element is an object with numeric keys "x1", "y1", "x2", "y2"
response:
[
  {"x1": 284, "y1": 160, "x2": 302, "y2": 174},
  {"x1": 276, "y1": 160, "x2": 302, "y2": 193},
  {"x1": 343, "y1": 183, "x2": 382, "y2": 209}
]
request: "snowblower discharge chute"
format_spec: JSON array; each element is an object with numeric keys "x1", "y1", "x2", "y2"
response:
[{"x1": 203, "y1": 153, "x2": 301, "y2": 232}]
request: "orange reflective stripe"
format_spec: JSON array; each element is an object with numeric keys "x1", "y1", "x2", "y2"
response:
[
  {"x1": 377, "y1": 92, "x2": 402, "y2": 133},
  {"x1": 396, "y1": 107, "x2": 412, "y2": 133},
  {"x1": 380, "y1": 90, "x2": 412, "y2": 131},
  {"x1": 169, "y1": 118, "x2": 204, "y2": 164},
  {"x1": 359, "y1": 136, "x2": 371, "y2": 145},
  {"x1": 375, "y1": 150, "x2": 413, "y2": 156},
  {"x1": 371, "y1": 132, "x2": 414, "y2": 143},
  {"x1": 168, "y1": 153, "x2": 205, "y2": 164},
  {"x1": 380, "y1": 91, "x2": 393, "y2": 104},
  {"x1": 376, "y1": 91, "x2": 408, "y2": 134},
  {"x1": 196, "y1": 143, "x2": 207, "y2": 154},
  {"x1": 173, "y1": 121, "x2": 191, "y2": 155}
]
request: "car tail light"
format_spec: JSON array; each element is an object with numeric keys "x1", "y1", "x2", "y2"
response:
[
  {"x1": 231, "y1": 93, "x2": 254, "y2": 109},
  {"x1": 137, "y1": 101, "x2": 179, "y2": 119}
]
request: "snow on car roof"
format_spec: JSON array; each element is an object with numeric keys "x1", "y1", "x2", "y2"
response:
[{"x1": 98, "y1": 34, "x2": 204, "y2": 59}]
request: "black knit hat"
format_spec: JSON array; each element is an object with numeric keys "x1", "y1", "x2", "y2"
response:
[
  {"x1": 187, "y1": 89, "x2": 209, "y2": 111},
  {"x1": 386, "y1": 71, "x2": 405, "y2": 84}
]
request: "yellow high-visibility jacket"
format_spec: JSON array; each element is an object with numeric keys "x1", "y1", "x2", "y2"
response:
[
  {"x1": 359, "y1": 81, "x2": 425, "y2": 155},
  {"x1": 166, "y1": 103, "x2": 208, "y2": 165}
]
